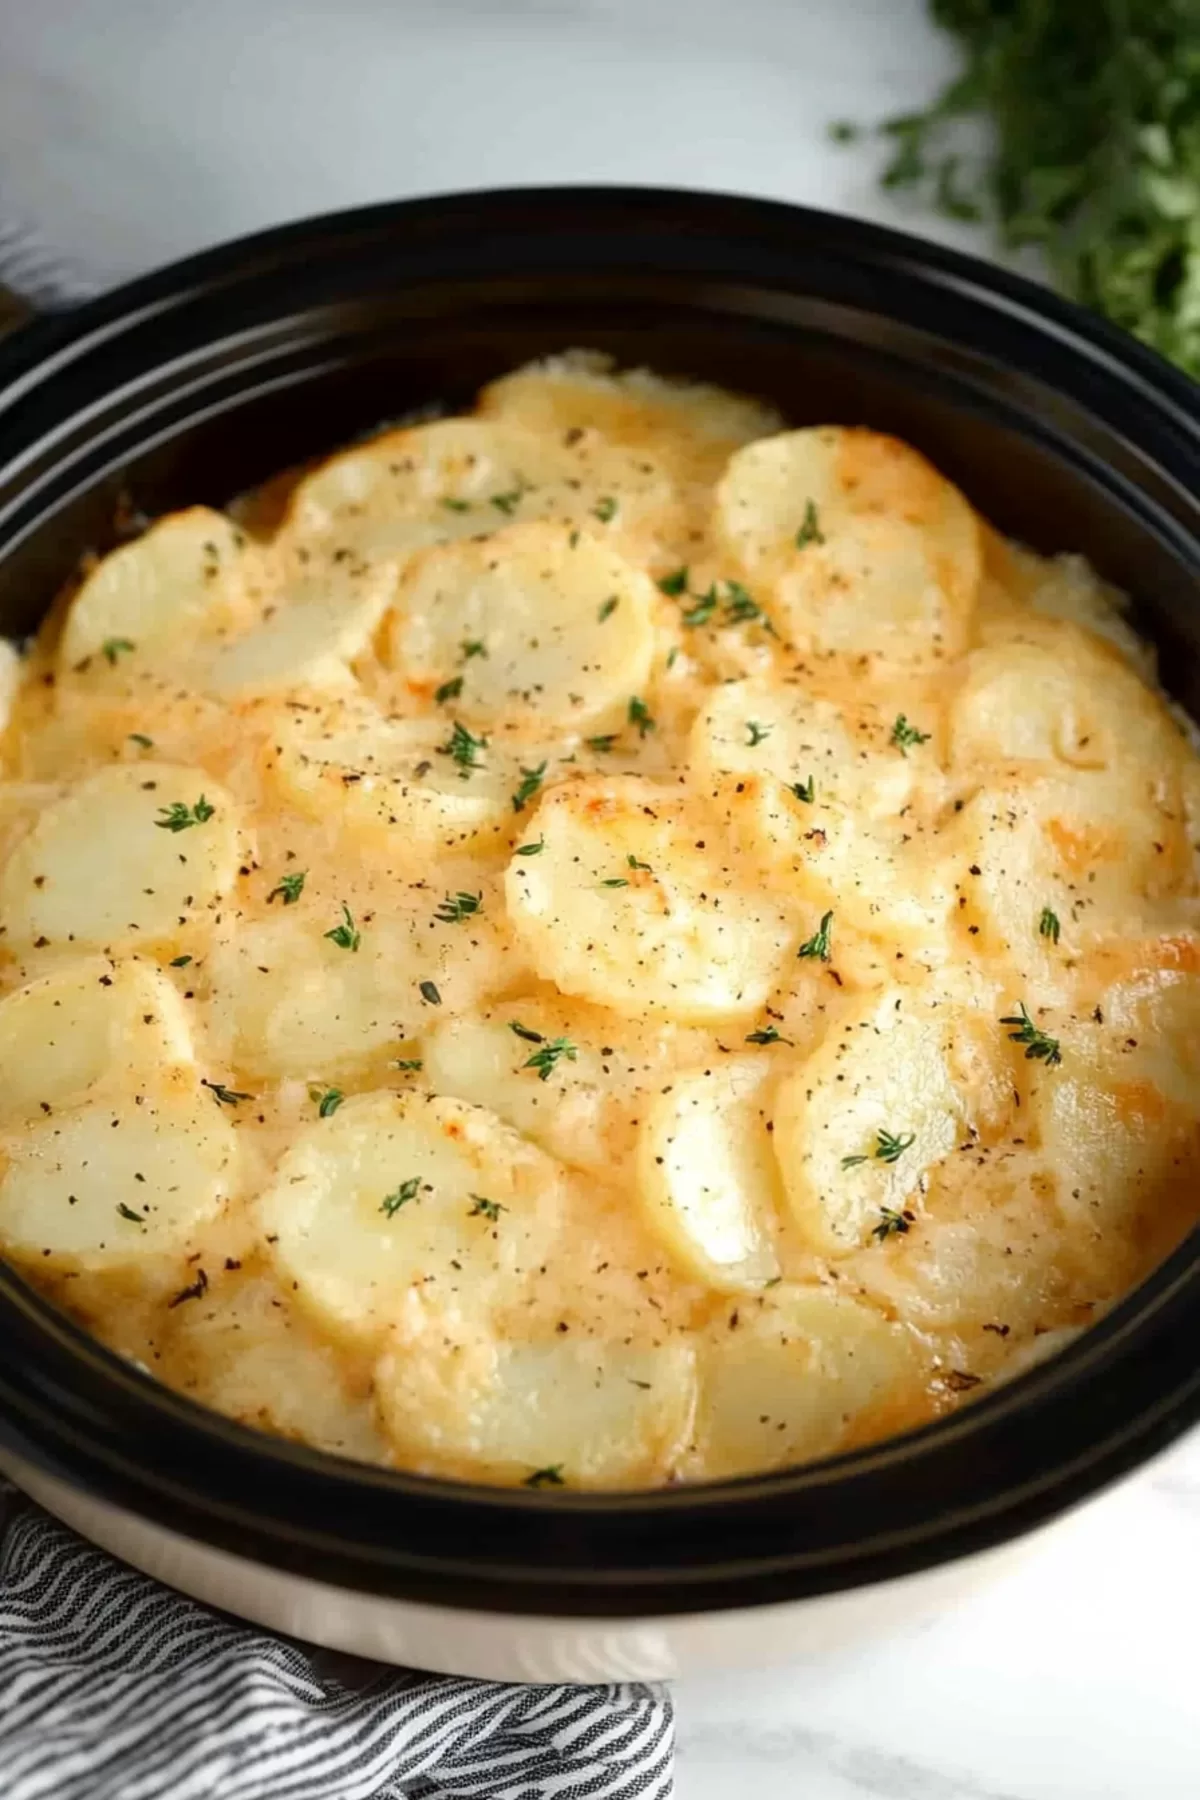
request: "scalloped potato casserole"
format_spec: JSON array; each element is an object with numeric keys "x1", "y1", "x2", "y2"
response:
[{"x1": 1, "y1": 353, "x2": 1199, "y2": 1490}]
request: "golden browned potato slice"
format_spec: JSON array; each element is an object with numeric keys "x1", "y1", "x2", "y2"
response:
[
  {"x1": 206, "y1": 902, "x2": 507, "y2": 1081},
  {"x1": 848, "y1": 1161, "x2": 1079, "y2": 1346},
  {"x1": 375, "y1": 1309, "x2": 696, "y2": 1488},
  {"x1": 58, "y1": 508, "x2": 250, "y2": 672},
  {"x1": 283, "y1": 418, "x2": 547, "y2": 560},
  {"x1": 0, "y1": 764, "x2": 242, "y2": 954},
  {"x1": 635, "y1": 1055, "x2": 782, "y2": 1291},
  {"x1": 689, "y1": 1284, "x2": 927, "y2": 1477},
  {"x1": 0, "y1": 1071, "x2": 238, "y2": 1269},
  {"x1": 422, "y1": 1001, "x2": 710, "y2": 1176},
  {"x1": 0, "y1": 957, "x2": 195, "y2": 1128},
  {"x1": 60, "y1": 504, "x2": 398, "y2": 701},
  {"x1": 949, "y1": 766, "x2": 1188, "y2": 973},
  {"x1": 203, "y1": 558, "x2": 394, "y2": 697},
  {"x1": 159, "y1": 1269, "x2": 386, "y2": 1462},
  {"x1": 505, "y1": 776, "x2": 797, "y2": 1021},
  {"x1": 771, "y1": 987, "x2": 968, "y2": 1255},
  {"x1": 704, "y1": 771, "x2": 955, "y2": 973},
  {"x1": 715, "y1": 427, "x2": 981, "y2": 665},
  {"x1": 384, "y1": 522, "x2": 657, "y2": 732},
  {"x1": 858, "y1": 969, "x2": 1200, "y2": 1350},
  {"x1": 269, "y1": 694, "x2": 524, "y2": 854},
  {"x1": 1031, "y1": 972, "x2": 1200, "y2": 1257},
  {"x1": 479, "y1": 351, "x2": 782, "y2": 481},
  {"x1": 950, "y1": 616, "x2": 1184, "y2": 775},
  {"x1": 255, "y1": 1091, "x2": 568, "y2": 1349},
  {"x1": 689, "y1": 676, "x2": 918, "y2": 819},
  {"x1": 284, "y1": 412, "x2": 679, "y2": 567}
]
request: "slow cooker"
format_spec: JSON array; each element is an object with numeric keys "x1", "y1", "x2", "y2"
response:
[{"x1": 1, "y1": 187, "x2": 1199, "y2": 1681}]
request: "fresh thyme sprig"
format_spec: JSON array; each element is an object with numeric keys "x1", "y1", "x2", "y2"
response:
[{"x1": 1000, "y1": 1001, "x2": 1062, "y2": 1066}]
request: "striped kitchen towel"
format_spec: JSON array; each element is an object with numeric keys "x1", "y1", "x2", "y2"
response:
[{"x1": 0, "y1": 1488, "x2": 674, "y2": 1800}]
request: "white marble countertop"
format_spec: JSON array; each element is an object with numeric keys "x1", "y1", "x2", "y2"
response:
[
  {"x1": 0, "y1": 0, "x2": 985, "y2": 289},
  {"x1": 2, "y1": 5, "x2": 1197, "y2": 1795},
  {"x1": 676, "y1": 1431, "x2": 1200, "y2": 1798}
]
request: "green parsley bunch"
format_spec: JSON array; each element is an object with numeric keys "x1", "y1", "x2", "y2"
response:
[{"x1": 874, "y1": 1, "x2": 1200, "y2": 378}]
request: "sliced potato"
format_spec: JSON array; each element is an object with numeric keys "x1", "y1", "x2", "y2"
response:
[
  {"x1": 950, "y1": 767, "x2": 1188, "y2": 967},
  {"x1": 1099, "y1": 965, "x2": 1200, "y2": 1112},
  {"x1": 269, "y1": 695, "x2": 518, "y2": 852},
  {"x1": 635, "y1": 1055, "x2": 781, "y2": 1291},
  {"x1": 384, "y1": 521, "x2": 657, "y2": 731},
  {"x1": 375, "y1": 1312, "x2": 696, "y2": 1487},
  {"x1": 950, "y1": 617, "x2": 1182, "y2": 774},
  {"x1": 479, "y1": 352, "x2": 781, "y2": 481},
  {"x1": 505, "y1": 776, "x2": 796, "y2": 1021},
  {"x1": 857, "y1": 973, "x2": 1200, "y2": 1345},
  {"x1": 0, "y1": 763, "x2": 242, "y2": 953},
  {"x1": 691, "y1": 1285, "x2": 927, "y2": 1478},
  {"x1": 771, "y1": 988, "x2": 966, "y2": 1254},
  {"x1": 801, "y1": 803, "x2": 956, "y2": 962},
  {"x1": 10, "y1": 685, "x2": 232, "y2": 788},
  {"x1": 203, "y1": 559, "x2": 394, "y2": 697},
  {"x1": 423, "y1": 1009, "x2": 601, "y2": 1160},
  {"x1": 469, "y1": 437, "x2": 680, "y2": 560},
  {"x1": 207, "y1": 905, "x2": 506, "y2": 1080},
  {"x1": 714, "y1": 427, "x2": 980, "y2": 664},
  {"x1": 0, "y1": 1072, "x2": 238, "y2": 1268},
  {"x1": 423, "y1": 1003, "x2": 717, "y2": 1176},
  {"x1": 1035, "y1": 1058, "x2": 1146, "y2": 1246},
  {"x1": 849, "y1": 1161, "x2": 1077, "y2": 1342},
  {"x1": 284, "y1": 413, "x2": 678, "y2": 565},
  {"x1": 422, "y1": 1008, "x2": 611, "y2": 1172},
  {"x1": 283, "y1": 418, "x2": 546, "y2": 559},
  {"x1": 255, "y1": 1090, "x2": 567, "y2": 1347},
  {"x1": 951, "y1": 639, "x2": 1102, "y2": 769},
  {"x1": 159, "y1": 1268, "x2": 385, "y2": 1462},
  {"x1": 59, "y1": 509, "x2": 393, "y2": 701},
  {"x1": 709, "y1": 773, "x2": 955, "y2": 970},
  {"x1": 1029, "y1": 977, "x2": 1200, "y2": 1269},
  {"x1": 690, "y1": 678, "x2": 917, "y2": 819},
  {"x1": 0, "y1": 957, "x2": 195, "y2": 1128},
  {"x1": 59, "y1": 509, "x2": 249, "y2": 671}
]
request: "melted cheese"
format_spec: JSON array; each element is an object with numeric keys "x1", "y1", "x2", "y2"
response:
[{"x1": 2, "y1": 354, "x2": 1198, "y2": 1489}]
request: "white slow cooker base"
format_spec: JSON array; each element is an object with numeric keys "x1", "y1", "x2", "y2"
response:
[{"x1": 1, "y1": 1450, "x2": 1058, "y2": 1681}]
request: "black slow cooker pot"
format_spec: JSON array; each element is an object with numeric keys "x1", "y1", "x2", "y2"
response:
[{"x1": 0, "y1": 188, "x2": 1198, "y2": 1679}]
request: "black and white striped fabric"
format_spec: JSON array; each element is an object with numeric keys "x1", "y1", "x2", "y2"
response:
[{"x1": 0, "y1": 1488, "x2": 674, "y2": 1800}]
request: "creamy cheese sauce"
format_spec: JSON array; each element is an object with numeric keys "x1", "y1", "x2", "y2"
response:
[{"x1": 1, "y1": 352, "x2": 1198, "y2": 1488}]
